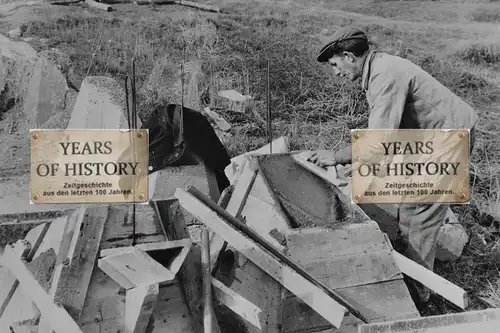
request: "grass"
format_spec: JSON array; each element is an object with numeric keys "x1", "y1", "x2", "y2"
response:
[
  {"x1": 455, "y1": 40, "x2": 500, "y2": 67},
  {"x1": 468, "y1": 7, "x2": 500, "y2": 22},
  {"x1": 12, "y1": 0, "x2": 500, "y2": 320}
]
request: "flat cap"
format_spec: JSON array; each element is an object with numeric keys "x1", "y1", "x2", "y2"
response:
[{"x1": 317, "y1": 27, "x2": 368, "y2": 62}]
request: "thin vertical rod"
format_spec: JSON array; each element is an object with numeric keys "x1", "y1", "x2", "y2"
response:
[{"x1": 266, "y1": 59, "x2": 272, "y2": 153}]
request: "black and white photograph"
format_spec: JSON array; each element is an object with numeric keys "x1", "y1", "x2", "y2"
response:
[{"x1": 0, "y1": 0, "x2": 499, "y2": 332}]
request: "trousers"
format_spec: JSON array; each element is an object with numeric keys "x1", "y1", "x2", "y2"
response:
[{"x1": 397, "y1": 126, "x2": 476, "y2": 303}]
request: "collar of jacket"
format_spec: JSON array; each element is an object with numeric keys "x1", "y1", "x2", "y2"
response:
[{"x1": 361, "y1": 49, "x2": 378, "y2": 92}]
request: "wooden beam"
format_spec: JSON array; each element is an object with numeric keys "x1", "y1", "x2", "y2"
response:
[
  {"x1": 209, "y1": 186, "x2": 233, "y2": 275},
  {"x1": 174, "y1": 187, "x2": 350, "y2": 329},
  {"x1": 392, "y1": 251, "x2": 468, "y2": 309},
  {"x1": 98, "y1": 247, "x2": 175, "y2": 289},
  {"x1": 38, "y1": 206, "x2": 108, "y2": 333},
  {"x1": 2, "y1": 243, "x2": 84, "y2": 333},
  {"x1": 99, "y1": 238, "x2": 192, "y2": 276},
  {"x1": 210, "y1": 157, "x2": 259, "y2": 275},
  {"x1": 211, "y1": 278, "x2": 262, "y2": 330},
  {"x1": 125, "y1": 283, "x2": 159, "y2": 333}
]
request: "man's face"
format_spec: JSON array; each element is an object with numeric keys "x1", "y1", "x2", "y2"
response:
[{"x1": 327, "y1": 52, "x2": 359, "y2": 81}]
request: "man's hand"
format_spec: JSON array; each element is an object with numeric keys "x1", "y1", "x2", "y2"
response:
[{"x1": 307, "y1": 150, "x2": 336, "y2": 168}]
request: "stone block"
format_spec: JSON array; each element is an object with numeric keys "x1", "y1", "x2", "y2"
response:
[
  {"x1": 67, "y1": 76, "x2": 141, "y2": 129},
  {"x1": 435, "y1": 223, "x2": 469, "y2": 262},
  {"x1": 23, "y1": 52, "x2": 69, "y2": 127}
]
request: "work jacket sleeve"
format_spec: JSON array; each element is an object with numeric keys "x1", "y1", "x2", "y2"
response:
[{"x1": 353, "y1": 72, "x2": 410, "y2": 177}]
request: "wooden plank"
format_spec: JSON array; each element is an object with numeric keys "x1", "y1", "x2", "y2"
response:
[
  {"x1": 392, "y1": 251, "x2": 468, "y2": 309},
  {"x1": 53, "y1": 206, "x2": 108, "y2": 318},
  {"x1": 210, "y1": 160, "x2": 257, "y2": 275},
  {"x1": 125, "y1": 283, "x2": 159, "y2": 333},
  {"x1": 100, "y1": 239, "x2": 191, "y2": 257},
  {"x1": 240, "y1": 194, "x2": 289, "y2": 248},
  {"x1": 38, "y1": 206, "x2": 108, "y2": 333},
  {"x1": 175, "y1": 188, "x2": 349, "y2": 329},
  {"x1": 152, "y1": 199, "x2": 203, "y2": 333},
  {"x1": 224, "y1": 253, "x2": 283, "y2": 333},
  {"x1": 358, "y1": 307, "x2": 500, "y2": 333},
  {"x1": 285, "y1": 227, "x2": 401, "y2": 289},
  {"x1": 36, "y1": 210, "x2": 80, "y2": 332},
  {"x1": 295, "y1": 250, "x2": 401, "y2": 289},
  {"x1": 0, "y1": 223, "x2": 50, "y2": 318},
  {"x1": 2, "y1": 243, "x2": 84, "y2": 333},
  {"x1": 98, "y1": 247, "x2": 175, "y2": 289},
  {"x1": 285, "y1": 223, "x2": 389, "y2": 262},
  {"x1": 283, "y1": 280, "x2": 420, "y2": 333},
  {"x1": 211, "y1": 278, "x2": 262, "y2": 330}
]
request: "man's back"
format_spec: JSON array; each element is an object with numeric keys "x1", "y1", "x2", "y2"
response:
[{"x1": 364, "y1": 51, "x2": 479, "y2": 130}]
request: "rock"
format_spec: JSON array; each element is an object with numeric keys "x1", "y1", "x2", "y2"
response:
[
  {"x1": 23, "y1": 51, "x2": 70, "y2": 127},
  {"x1": 67, "y1": 76, "x2": 141, "y2": 129},
  {"x1": 0, "y1": 34, "x2": 38, "y2": 103},
  {"x1": 436, "y1": 223, "x2": 469, "y2": 261},
  {"x1": 7, "y1": 27, "x2": 22, "y2": 39}
]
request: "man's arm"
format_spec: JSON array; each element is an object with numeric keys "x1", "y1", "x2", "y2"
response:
[{"x1": 341, "y1": 71, "x2": 409, "y2": 170}]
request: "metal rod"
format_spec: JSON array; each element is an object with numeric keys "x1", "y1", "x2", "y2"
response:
[
  {"x1": 131, "y1": 59, "x2": 137, "y2": 246},
  {"x1": 124, "y1": 76, "x2": 131, "y2": 129},
  {"x1": 266, "y1": 59, "x2": 272, "y2": 153},
  {"x1": 184, "y1": 184, "x2": 369, "y2": 324}
]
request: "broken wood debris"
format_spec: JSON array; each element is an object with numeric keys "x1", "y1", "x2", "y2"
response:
[
  {"x1": 2, "y1": 241, "x2": 84, "y2": 333},
  {"x1": 175, "y1": 185, "x2": 371, "y2": 328},
  {"x1": 0, "y1": 223, "x2": 49, "y2": 318},
  {"x1": 125, "y1": 283, "x2": 159, "y2": 333},
  {"x1": 98, "y1": 247, "x2": 177, "y2": 289},
  {"x1": 99, "y1": 238, "x2": 192, "y2": 277}
]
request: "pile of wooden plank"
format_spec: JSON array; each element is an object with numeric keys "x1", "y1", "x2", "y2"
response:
[{"x1": 0, "y1": 148, "x2": 498, "y2": 333}]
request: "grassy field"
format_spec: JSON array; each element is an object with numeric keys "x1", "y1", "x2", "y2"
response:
[{"x1": 2, "y1": 0, "x2": 500, "y2": 318}]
